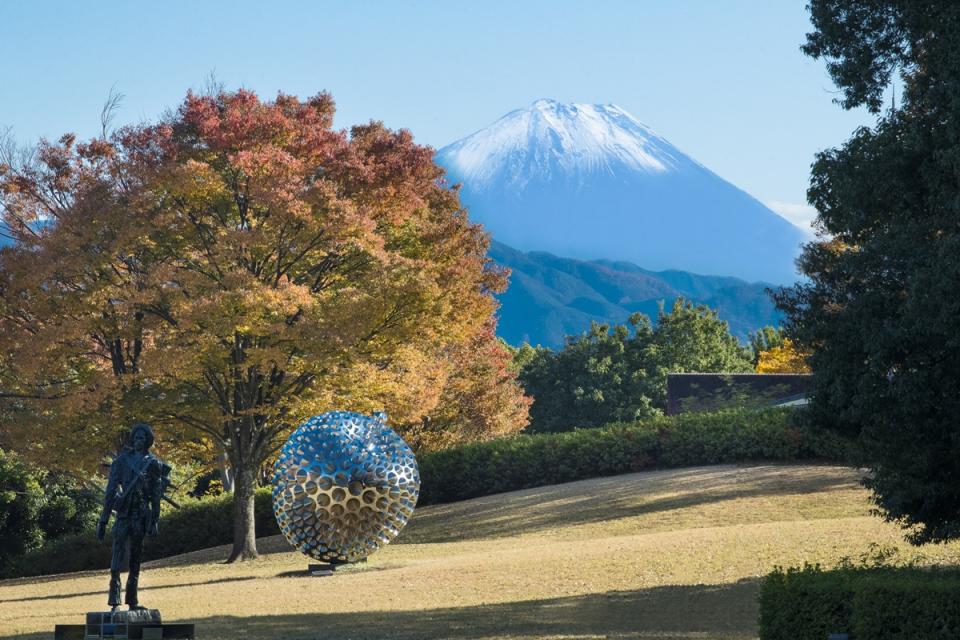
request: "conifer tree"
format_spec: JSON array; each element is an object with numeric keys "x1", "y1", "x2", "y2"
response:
[{"x1": 776, "y1": 1, "x2": 960, "y2": 542}]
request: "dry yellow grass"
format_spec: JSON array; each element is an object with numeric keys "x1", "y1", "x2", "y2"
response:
[{"x1": 2, "y1": 464, "x2": 959, "y2": 640}]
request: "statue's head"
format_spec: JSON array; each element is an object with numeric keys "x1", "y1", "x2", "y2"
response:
[{"x1": 129, "y1": 422, "x2": 154, "y2": 453}]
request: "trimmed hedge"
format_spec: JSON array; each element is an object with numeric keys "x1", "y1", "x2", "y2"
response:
[
  {"x1": 417, "y1": 407, "x2": 853, "y2": 504},
  {"x1": 759, "y1": 564, "x2": 960, "y2": 639},
  {"x1": 1, "y1": 489, "x2": 278, "y2": 579},
  {"x1": 2, "y1": 406, "x2": 851, "y2": 578}
]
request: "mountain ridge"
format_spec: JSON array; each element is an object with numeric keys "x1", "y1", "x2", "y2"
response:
[{"x1": 489, "y1": 241, "x2": 781, "y2": 348}]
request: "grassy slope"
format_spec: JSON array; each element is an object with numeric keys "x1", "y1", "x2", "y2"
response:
[{"x1": 2, "y1": 464, "x2": 959, "y2": 640}]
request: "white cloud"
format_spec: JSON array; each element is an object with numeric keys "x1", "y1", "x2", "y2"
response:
[{"x1": 766, "y1": 200, "x2": 818, "y2": 238}]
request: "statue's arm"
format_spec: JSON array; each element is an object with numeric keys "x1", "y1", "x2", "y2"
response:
[
  {"x1": 101, "y1": 459, "x2": 121, "y2": 519},
  {"x1": 149, "y1": 458, "x2": 162, "y2": 535}
]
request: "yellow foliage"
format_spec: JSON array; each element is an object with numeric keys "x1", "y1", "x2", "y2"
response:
[{"x1": 756, "y1": 339, "x2": 812, "y2": 373}]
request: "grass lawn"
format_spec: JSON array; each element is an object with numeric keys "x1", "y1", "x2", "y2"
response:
[{"x1": 2, "y1": 464, "x2": 959, "y2": 639}]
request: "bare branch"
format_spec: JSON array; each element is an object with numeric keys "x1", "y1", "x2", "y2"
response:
[
  {"x1": 100, "y1": 85, "x2": 125, "y2": 139},
  {"x1": 201, "y1": 70, "x2": 225, "y2": 98}
]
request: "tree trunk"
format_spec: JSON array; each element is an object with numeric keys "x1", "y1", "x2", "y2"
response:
[{"x1": 227, "y1": 466, "x2": 259, "y2": 562}]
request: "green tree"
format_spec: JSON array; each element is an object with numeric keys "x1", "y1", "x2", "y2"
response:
[
  {"x1": 645, "y1": 299, "x2": 753, "y2": 402},
  {"x1": 748, "y1": 326, "x2": 785, "y2": 366},
  {"x1": 518, "y1": 299, "x2": 751, "y2": 432},
  {"x1": 0, "y1": 448, "x2": 103, "y2": 565},
  {"x1": 517, "y1": 315, "x2": 657, "y2": 433},
  {"x1": 775, "y1": 1, "x2": 960, "y2": 543},
  {"x1": 35, "y1": 473, "x2": 100, "y2": 540},
  {"x1": 0, "y1": 449, "x2": 43, "y2": 565}
]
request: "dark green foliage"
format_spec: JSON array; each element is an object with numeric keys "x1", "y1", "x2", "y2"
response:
[
  {"x1": 3, "y1": 527, "x2": 113, "y2": 579},
  {"x1": 517, "y1": 315, "x2": 659, "y2": 432},
  {"x1": 759, "y1": 566, "x2": 854, "y2": 640},
  {"x1": 418, "y1": 407, "x2": 851, "y2": 505},
  {"x1": 1, "y1": 488, "x2": 278, "y2": 579},
  {"x1": 418, "y1": 421, "x2": 659, "y2": 504},
  {"x1": 759, "y1": 564, "x2": 960, "y2": 640},
  {"x1": 0, "y1": 449, "x2": 101, "y2": 567},
  {"x1": 748, "y1": 326, "x2": 785, "y2": 366},
  {"x1": 518, "y1": 299, "x2": 753, "y2": 433},
  {"x1": 36, "y1": 474, "x2": 101, "y2": 541},
  {"x1": 0, "y1": 449, "x2": 44, "y2": 565},
  {"x1": 777, "y1": 1, "x2": 960, "y2": 543},
  {"x1": 850, "y1": 579, "x2": 960, "y2": 639}
]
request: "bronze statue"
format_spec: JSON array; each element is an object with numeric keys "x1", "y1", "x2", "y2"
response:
[{"x1": 97, "y1": 422, "x2": 171, "y2": 610}]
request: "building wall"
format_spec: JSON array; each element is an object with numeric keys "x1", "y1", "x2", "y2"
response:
[{"x1": 666, "y1": 373, "x2": 814, "y2": 415}]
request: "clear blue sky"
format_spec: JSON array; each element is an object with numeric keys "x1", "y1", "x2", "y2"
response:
[{"x1": 0, "y1": 1, "x2": 878, "y2": 232}]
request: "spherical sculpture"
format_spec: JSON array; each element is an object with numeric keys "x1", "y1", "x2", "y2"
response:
[{"x1": 271, "y1": 410, "x2": 420, "y2": 564}]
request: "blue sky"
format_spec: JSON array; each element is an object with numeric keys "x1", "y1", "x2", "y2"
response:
[{"x1": 0, "y1": 1, "x2": 878, "y2": 233}]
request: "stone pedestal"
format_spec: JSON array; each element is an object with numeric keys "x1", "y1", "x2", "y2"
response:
[{"x1": 54, "y1": 609, "x2": 195, "y2": 639}]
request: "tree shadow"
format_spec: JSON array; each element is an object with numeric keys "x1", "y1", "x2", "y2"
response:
[
  {"x1": 400, "y1": 464, "x2": 860, "y2": 544},
  {"x1": 0, "y1": 576, "x2": 256, "y2": 605},
  {"x1": 13, "y1": 580, "x2": 760, "y2": 640}
]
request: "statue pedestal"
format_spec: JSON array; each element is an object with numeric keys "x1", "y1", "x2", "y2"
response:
[{"x1": 54, "y1": 610, "x2": 195, "y2": 639}]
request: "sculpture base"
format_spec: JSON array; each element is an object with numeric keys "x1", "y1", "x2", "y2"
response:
[
  {"x1": 307, "y1": 556, "x2": 368, "y2": 576},
  {"x1": 308, "y1": 563, "x2": 337, "y2": 576},
  {"x1": 54, "y1": 610, "x2": 195, "y2": 639}
]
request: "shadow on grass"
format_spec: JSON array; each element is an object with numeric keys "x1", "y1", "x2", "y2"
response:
[
  {"x1": 402, "y1": 464, "x2": 859, "y2": 544},
  {"x1": 19, "y1": 580, "x2": 760, "y2": 640},
  {"x1": 0, "y1": 576, "x2": 256, "y2": 605}
]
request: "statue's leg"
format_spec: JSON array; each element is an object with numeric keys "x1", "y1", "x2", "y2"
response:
[
  {"x1": 108, "y1": 520, "x2": 128, "y2": 608},
  {"x1": 108, "y1": 572, "x2": 122, "y2": 608},
  {"x1": 125, "y1": 522, "x2": 145, "y2": 608}
]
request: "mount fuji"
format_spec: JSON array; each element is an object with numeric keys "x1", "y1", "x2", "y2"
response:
[{"x1": 436, "y1": 99, "x2": 806, "y2": 285}]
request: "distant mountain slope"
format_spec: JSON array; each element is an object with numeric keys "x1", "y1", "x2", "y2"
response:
[
  {"x1": 438, "y1": 99, "x2": 805, "y2": 284},
  {"x1": 490, "y1": 241, "x2": 781, "y2": 348}
]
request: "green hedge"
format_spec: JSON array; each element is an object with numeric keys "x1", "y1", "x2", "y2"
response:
[
  {"x1": 417, "y1": 407, "x2": 853, "y2": 504},
  {"x1": 1, "y1": 489, "x2": 278, "y2": 579},
  {"x1": 759, "y1": 564, "x2": 960, "y2": 639}
]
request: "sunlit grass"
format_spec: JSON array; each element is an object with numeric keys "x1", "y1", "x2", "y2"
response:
[{"x1": 2, "y1": 464, "x2": 959, "y2": 639}]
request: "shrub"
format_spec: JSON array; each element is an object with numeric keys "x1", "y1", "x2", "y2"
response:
[
  {"x1": 759, "y1": 564, "x2": 960, "y2": 639},
  {"x1": 418, "y1": 407, "x2": 853, "y2": 505},
  {"x1": 759, "y1": 565, "x2": 856, "y2": 640}
]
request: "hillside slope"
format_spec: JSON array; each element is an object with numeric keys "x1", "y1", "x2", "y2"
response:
[
  {"x1": 4, "y1": 465, "x2": 960, "y2": 640},
  {"x1": 491, "y1": 241, "x2": 782, "y2": 347}
]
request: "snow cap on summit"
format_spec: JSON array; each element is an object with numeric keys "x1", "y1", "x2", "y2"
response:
[{"x1": 439, "y1": 99, "x2": 685, "y2": 188}]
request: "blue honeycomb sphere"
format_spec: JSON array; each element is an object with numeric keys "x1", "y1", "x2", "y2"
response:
[{"x1": 271, "y1": 411, "x2": 420, "y2": 564}]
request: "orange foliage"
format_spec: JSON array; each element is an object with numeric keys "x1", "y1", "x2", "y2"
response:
[{"x1": 0, "y1": 90, "x2": 528, "y2": 538}]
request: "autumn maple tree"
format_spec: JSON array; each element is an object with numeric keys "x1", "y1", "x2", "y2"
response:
[{"x1": 0, "y1": 89, "x2": 527, "y2": 561}]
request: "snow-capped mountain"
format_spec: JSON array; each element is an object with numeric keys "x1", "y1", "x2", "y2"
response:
[{"x1": 437, "y1": 99, "x2": 806, "y2": 284}]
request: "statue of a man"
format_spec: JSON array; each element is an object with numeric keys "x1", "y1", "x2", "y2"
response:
[{"x1": 97, "y1": 422, "x2": 163, "y2": 610}]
